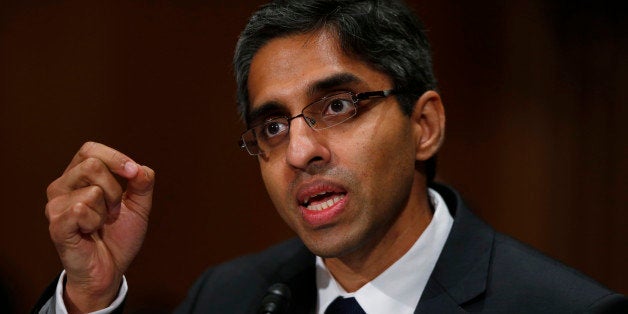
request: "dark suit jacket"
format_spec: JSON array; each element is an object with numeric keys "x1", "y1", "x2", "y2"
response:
[{"x1": 34, "y1": 184, "x2": 627, "y2": 313}]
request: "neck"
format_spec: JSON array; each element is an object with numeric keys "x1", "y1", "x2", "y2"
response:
[{"x1": 323, "y1": 183, "x2": 433, "y2": 292}]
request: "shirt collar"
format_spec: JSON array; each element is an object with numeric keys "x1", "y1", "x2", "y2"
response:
[{"x1": 316, "y1": 188, "x2": 454, "y2": 314}]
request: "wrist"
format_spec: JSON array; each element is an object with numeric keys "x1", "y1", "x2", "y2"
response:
[{"x1": 63, "y1": 275, "x2": 122, "y2": 313}]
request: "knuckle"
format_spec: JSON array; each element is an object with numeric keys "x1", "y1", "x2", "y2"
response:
[
  {"x1": 48, "y1": 222, "x2": 59, "y2": 239},
  {"x1": 70, "y1": 202, "x2": 89, "y2": 218},
  {"x1": 44, "y1": 202, "x2": 52, "y2": 220},
  {"x1": 81, "y1": 157, "x2": 105, "y2": 174},
  {"x1": 78, "y1": 141, "x2": 95, "y2": 158},
  {"x1": 45, "y1": 197, "x2": 63, "y2": 221},
  {"x1": 86, "y1": 185, "x2": 104, "y2": 200},
  {"x1": 46, "y1": 181, "x2": 59, "y2": 199}
]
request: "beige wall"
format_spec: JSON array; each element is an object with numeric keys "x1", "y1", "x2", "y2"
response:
[{"x1": 1, "y1": 1, "x2": 625, "y2": 312}]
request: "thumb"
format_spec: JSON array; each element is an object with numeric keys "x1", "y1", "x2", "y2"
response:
[{"x1": 121, "y1": 164, "x2": 155, "y2": 217}]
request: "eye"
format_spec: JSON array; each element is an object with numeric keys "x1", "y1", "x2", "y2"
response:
[
  {"x1": 323, "y1": 97, "x2": 353, "y2": 117},
  {"x1": 262, "y1": 119, "x2": 288, "y2": 138}
]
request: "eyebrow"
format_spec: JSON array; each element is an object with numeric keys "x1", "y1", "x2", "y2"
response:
[
  {"x1": 246, "y1": 102, "x2": 285, "y2": 126},
  {"x1": 307, "y1": 72, "x2": 363, "y2": 97},
  {"x1": 246, "y1": 72, "x2": 364, "y2": 126}
]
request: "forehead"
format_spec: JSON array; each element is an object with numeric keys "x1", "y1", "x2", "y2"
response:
[{"x1": 247, "y1": 29, "x2": 391, "y2": 114}]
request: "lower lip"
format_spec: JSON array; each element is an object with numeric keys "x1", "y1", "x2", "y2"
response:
[{"x1": 299, "y1": 195, "x2": 348, "y2": 227}]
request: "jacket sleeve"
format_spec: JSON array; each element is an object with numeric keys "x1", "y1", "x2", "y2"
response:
[{"x1": 31, "y1": 274, "x2": 59, "y2": 314}]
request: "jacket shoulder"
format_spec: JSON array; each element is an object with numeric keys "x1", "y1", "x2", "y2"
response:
[
  {"x1": 175, "y1": 238, "x2": 311, "y2": 313},
  {"x1": 481, "y1": 232, "x2": 626, "y2": 312}
]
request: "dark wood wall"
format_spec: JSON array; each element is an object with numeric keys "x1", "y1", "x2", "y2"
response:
[{"x1": 1, "y1": 1, "x2": 625, "y2": 312}]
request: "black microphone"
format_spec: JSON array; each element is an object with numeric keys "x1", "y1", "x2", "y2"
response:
[{"x1": 258, "y1": 283, "x2": 291, "y2": 314}]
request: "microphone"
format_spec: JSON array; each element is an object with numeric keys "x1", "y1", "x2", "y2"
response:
[{"x1": 258, "y1": 283, "x2": 291, "y2": 314}]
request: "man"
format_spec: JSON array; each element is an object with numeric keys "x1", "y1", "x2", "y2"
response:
[{"x1": 35, "y1": 0, "x2": 627, "y2": 313}]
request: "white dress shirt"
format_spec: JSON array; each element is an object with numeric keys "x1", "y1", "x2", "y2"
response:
[
  {"x1": 53, "y1": 189, "x2": 453, "y2": 313},
  {"x1": 316, "y1": 188, "x2": 453, "y2": 314}
]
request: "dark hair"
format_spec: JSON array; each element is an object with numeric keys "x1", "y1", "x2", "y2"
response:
[{"x1": 234, "y1": 0, "x2": 438, "y2": 182}]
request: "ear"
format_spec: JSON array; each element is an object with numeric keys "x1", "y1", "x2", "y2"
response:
[{"x1": 411, "y1": 90, "x2": 445, "y2": 161}]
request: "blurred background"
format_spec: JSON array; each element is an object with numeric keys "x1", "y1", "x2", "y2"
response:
[{"x1": 1, "y1": 0, "x2": 626, "y2": 312}]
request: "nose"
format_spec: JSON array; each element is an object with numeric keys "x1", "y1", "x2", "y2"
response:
[{"x1": 285, "y1": 117, "x2": 331, "y2": 171}]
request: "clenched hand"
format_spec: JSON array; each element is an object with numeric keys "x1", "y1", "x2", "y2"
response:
[{"x1": 45, "y1": 142, "x2": 155, "y2": 313}]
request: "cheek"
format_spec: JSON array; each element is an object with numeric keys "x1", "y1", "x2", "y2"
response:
[
  {"x1": 342, "y1": 119, "x2": 416, "y2": 198},
  {"x1": 346, "y1": 118, "x2": 414, "y2": 168},
  {"x1": 260, "y1": 162, "x2": 286, "y2": 206},
  {"x1": 260, "y1": 162, "x2": 297, "y2": 228}
]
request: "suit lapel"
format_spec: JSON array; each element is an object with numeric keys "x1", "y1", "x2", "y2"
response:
[
  {"x1": 415, "y1": 184, "x2": 495, "y2": 313},
  {"x1": 415, "y1": 286, "x2": 469, "y2": 314}
]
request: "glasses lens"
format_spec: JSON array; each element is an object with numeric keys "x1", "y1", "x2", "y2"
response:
[
  {"x1": 241, "y1": 117, "x2": 290, "y2": 156},
  {"x1": 240, "y1": 129, "x2": 261, "y2": 155},
  {"x1": 305, "y1": 93, "x2": 357, "y2": 130}
]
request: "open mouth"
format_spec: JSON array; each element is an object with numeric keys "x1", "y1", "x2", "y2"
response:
[{"x1": 301, "y1": 191, "x2": 346, "y2": 211}]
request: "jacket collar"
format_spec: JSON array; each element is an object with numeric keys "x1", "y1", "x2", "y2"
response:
[{"x1": 415, "y1": 183, "x2": 494, "y2": 313}]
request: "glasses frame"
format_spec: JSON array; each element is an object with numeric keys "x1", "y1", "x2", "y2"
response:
[{"x1": 239, "y1": 89, "x2": 398, "y2": 156}]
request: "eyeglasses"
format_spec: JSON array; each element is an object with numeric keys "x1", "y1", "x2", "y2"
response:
[{"x1": 239, "y1": 89, "x2": 398, "y2": 156}]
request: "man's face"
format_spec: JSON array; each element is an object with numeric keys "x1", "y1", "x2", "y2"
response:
[{"x1": 247, "y1": 30, "x2": 424, "y2": 258}]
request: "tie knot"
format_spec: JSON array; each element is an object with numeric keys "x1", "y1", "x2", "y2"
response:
[{"x1": 324, "y1": 296, "x2": 366, "y2": 314}]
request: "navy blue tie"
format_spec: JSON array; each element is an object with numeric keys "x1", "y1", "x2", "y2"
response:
[{"x1": 324, "y1": 296, "x2": 366, "y2": 314}]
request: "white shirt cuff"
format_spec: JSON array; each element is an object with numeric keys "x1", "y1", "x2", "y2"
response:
[{"x1": 54, "y1": 270, "x2": 128, "y2": 314}]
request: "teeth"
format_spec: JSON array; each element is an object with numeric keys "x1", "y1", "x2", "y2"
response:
[
  {"x1": 306, "y1": 195, "x2": 344, "y2": 211},
  {"x1": 303, "y1": 191, "x2": 328, "y2": 205}
]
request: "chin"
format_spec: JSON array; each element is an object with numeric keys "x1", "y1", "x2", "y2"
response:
[{"x1": 301, "y1": 232, "x2": 362, "y2": 258}]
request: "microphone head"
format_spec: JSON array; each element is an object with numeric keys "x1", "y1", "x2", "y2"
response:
[{"x1": 258, "y1": 283, "x2": 291, "y2": 314}]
